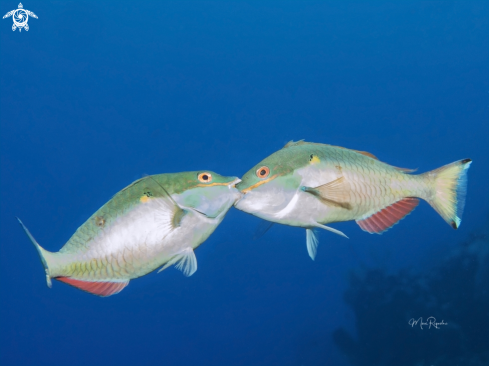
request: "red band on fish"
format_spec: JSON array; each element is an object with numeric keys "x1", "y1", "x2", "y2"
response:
[
  {"x1": 56, "y1": 277, "x2": 129, "y2": 297},
  {"x1": 356, "y1": 198, "x2": 419, "y2": 234}
]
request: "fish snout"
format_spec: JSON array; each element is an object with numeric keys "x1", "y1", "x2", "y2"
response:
[{"x1": 229, "y1": 177, "x2": 241, "y2": 188}]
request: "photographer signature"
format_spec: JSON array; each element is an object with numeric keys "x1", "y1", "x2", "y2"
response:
[{"x1": 408, "y1": 317, "x2": 447, "y2": 329}]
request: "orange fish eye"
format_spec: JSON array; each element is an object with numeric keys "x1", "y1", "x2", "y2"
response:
[
  {"x1": 256, "y1": 166, "x2": 270, "y2": 179},
  {"x1": 198, "y1": 172, "x2": 213, "y2": 183}
]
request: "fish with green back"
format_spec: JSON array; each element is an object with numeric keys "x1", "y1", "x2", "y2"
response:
[
  {"x1": 18, "y1": 171, "x2": 241, "y2": 296},
  {"x1": 234, "y1": 141, "x2": 471, "y2": 260}
]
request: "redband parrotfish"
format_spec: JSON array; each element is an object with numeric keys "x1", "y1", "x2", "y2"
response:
[
  {"x1": 18, "y1": 172, "x2": 241, "y2": 296},
  {"x1": 234, "y1": 141, "x2": 471, "y2": 260}
]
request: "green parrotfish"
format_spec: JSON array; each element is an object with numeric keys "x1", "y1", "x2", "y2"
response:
[
  {"x1": 234, "y1": 141, "x2": 471, "y2": 260},
  {"x1": 18, "y1": 171, "x2": 241, "y2": 297}
]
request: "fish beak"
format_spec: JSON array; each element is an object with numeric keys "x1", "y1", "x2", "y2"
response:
[{"x1": 229, "y1": 178, "x2": 241, "y2": 189}]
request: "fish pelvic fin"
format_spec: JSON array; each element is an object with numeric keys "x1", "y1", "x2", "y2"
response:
[
  {"x1": 158, "y1": 247, "x2": 197, "y2": 277},
  {"x1": 16, "y1": 217, "x2": 53, "y2": 288},
  {"x1": 421, "y1": 159, "x2": 472, "y2": 229},
  {"x1": 313, "y1": 223, "x2": 348, "y2": 239},
  {"x1": 306, "y1": 229, "x2": 319, "y2": 260},
  {"x1": 253, "y1": 220, "x2": 275, "y2": 240}
]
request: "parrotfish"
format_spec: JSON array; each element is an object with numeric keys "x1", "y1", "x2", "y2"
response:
[
  {"x1": 234, "y1": 141, "x2": 471, "y2": 260},
  {"x1": 18, "y1": 171, "x2": 241, "y2": 296}
]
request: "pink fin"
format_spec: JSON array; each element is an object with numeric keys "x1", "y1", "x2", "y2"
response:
[
  {"x1": 356, "y1": 198, "x2": 419, "y2": 234},
  {"x1": 56, "y1": 277, "x2": 129, "y2": 297}
]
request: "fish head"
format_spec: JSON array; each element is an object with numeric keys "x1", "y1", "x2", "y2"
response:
[
  {"x1": 235, "y1": 143, "x2": 312, "y2": 220},
  {"x1": 175, "y1": 171, "x2": 242, "y2": 219}
]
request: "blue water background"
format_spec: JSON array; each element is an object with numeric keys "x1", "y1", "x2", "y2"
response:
[{"x1": 1, "y1": 1, "x2": 488, "y2": 365}]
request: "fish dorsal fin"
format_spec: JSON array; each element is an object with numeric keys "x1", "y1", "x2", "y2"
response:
[
  {"x1": 327, "y1": 144, "x2": 380, "y2": 160},
  {"x1": 353, "y1": 150, "x2": 378, "y2": 160},
  {"x1": 392, "y1": 166, "x2": 418, "y2": 173},
  {"x1": 302, "y1": 176, "x2": 352, "y2": 210},
  {"x1": 283, "y1": 139, "x2": 305, "y2": 148},
  {"x1": 306, "y1": 229, "x2": 319, "y2": 260},
  {"x1": 349, "y1": 149, "x2": 416, "y2": 172},
  {"x1": 331, "y1": 144, "x2": 417, "y2": 172},
  {"x1": 356, "y1": 198, "x2": 419, "y2": 234},
  {"x1": 55, "y1": 277, "x2": 129, "y2": 297},
  {"x1": 158, "y1": 247, "x2": 197, "y2": 277}
]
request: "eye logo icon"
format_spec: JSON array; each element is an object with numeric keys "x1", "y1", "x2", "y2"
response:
[{"x1": 3, "y1": 3, "x2": 37, "y2": 32}]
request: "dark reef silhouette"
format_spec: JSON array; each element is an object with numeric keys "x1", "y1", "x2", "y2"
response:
[{"x1": 333, "y1": 224, "x2": 489, "y2": 366}]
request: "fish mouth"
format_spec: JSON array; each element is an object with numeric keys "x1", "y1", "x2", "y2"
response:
[{"x1": 228, "y1": 177, "x2": 242, "y2": 189}]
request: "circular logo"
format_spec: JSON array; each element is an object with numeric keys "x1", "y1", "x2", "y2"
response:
[{"x1": 13, "y1": 9, "x2": 28, "y2": 28}]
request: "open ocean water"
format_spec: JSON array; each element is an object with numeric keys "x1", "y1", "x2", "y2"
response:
[{"x1": 1, "y1": 1, "x2": 488, "y2": 366}]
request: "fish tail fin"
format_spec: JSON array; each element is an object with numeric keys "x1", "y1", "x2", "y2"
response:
[
  {"x1": 16, "y1": 217, "x2": 54, "y2": 288},
  {"x1": 421, "y1": 159, "x2": 472, "y2": 229}
]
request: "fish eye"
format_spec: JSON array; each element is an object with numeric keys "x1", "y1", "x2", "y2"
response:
[
  {"x1": 256, "y1": 166, "x2": 270, "y2": 179},
  {"x1": 198, "y1": 172, "x2": 213, "y2": 183}
]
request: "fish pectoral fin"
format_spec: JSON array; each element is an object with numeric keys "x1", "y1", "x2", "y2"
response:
[
  {"x1": 154, "y1": 199, "x2": 187, "y2": 240},
  {"x1": 139, "y1": 176, "x2": 188, "y2": 236},
  {"x1": 356, "y1": 198, "x2": 419, "y2": 234},
  {"x1": 159, "y1": 248, "x2": 197, "y2": 277},
  {"x1": 302, "y1": 176, "x2": 352, "y2": 210},
  {"x1": 306, "y1": 229, "x2": 319, "y2": 260},
  {"x1": 55, "y1": 277, "x2": 129, "y2": 297},
  {"x1": 171, "y1": 207, "x2": 187, "y2": 228},
  {"x1": 314, "y1": 223, "x2": 348, "y2": 239}
]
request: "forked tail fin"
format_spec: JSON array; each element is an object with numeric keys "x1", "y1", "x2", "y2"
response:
[
  {"x1": 421, "y1": 159, "x2": 472, "y2": 229},
  {"x1": 16, "y1": 217, "x2": 53, "y2": 288}
]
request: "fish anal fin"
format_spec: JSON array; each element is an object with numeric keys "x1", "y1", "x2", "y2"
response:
[
  {"x1": 356, "y1": 198, "x2": 419, "y2": 234},
  {"x1": 303, "y1": 176, "x2": 352, "y2": 210},
  {"x1": 55, "y1": 277, "x2": 129, "y2": 297}
]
